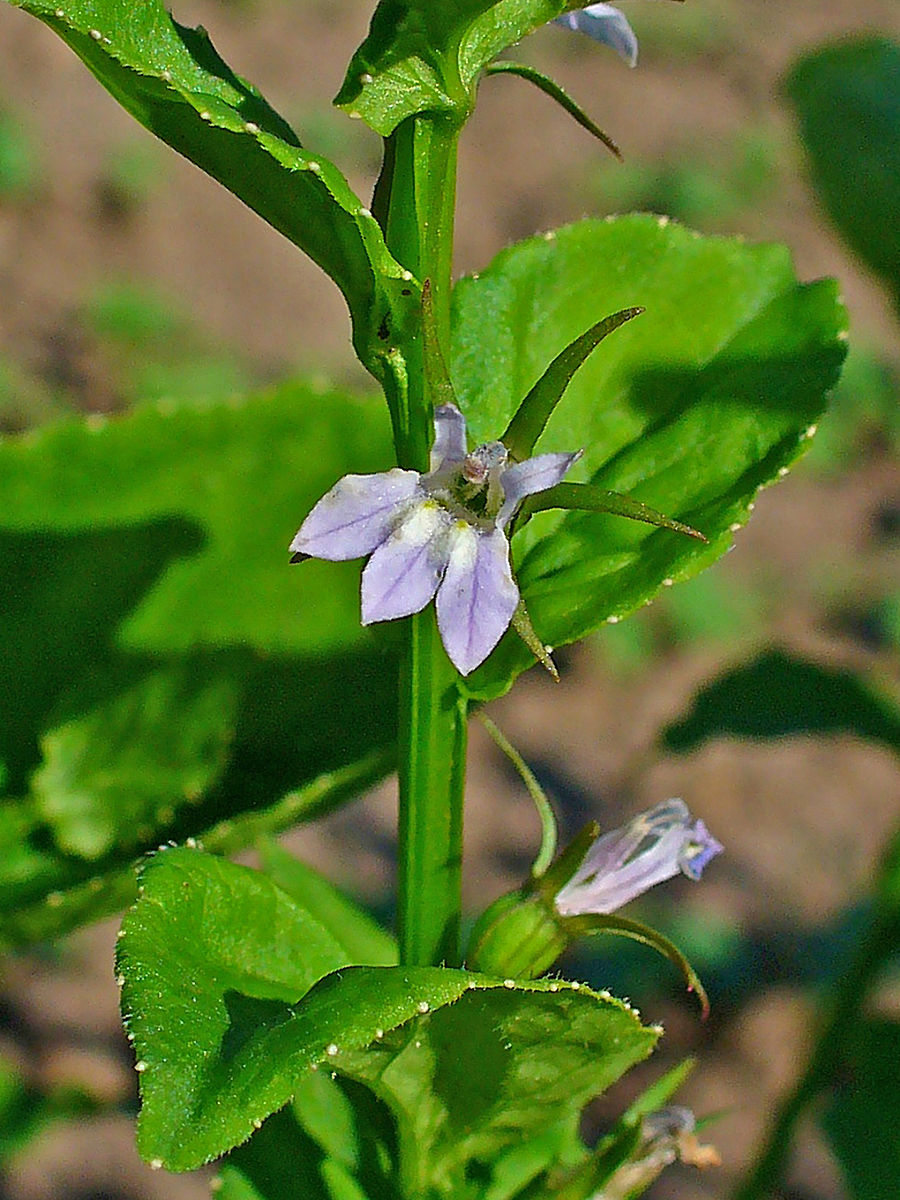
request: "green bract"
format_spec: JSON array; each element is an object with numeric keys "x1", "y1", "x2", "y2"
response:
[{"x1": 336, "y1": 1, "x2": 576, "y2": 134}]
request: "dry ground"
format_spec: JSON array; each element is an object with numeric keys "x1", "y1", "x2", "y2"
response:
[{"x1": 0, "y1": 2, "x2": 898, "y2": 1198}]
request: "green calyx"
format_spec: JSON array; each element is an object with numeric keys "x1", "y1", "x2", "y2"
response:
[{"x1": 466, "y1": 889, "x2": 568, "y2": 979}]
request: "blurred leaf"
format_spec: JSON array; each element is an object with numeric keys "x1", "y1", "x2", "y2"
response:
[
  {"x1": 98, "y1": 137, "x2": 167, "y2": 215},
  {"x1": 6, "y1": 0, "x2": 417, "y2": 371},
  {"x1": 32, "y1": 660, "x2": 239, "y2": 859},
  {"x1": 0, "y1": 107, "x2": 39, "y2": 199},
  {"x1": 662, "y1": 649, "x2": 900, "y2": 756},
  {"x1": 785, "y1": 36, "x2": 900, "y2": 313},
  {"x1": 661, "y1": 568, "x2": 768, "y2": 646},
  {"x1": 257, "y1": 840, "x2": 397, "y2": 967},
  {"x1": 0, "y1": 383, "x2": 393, "y2": 655},
  {"x1": 120, "y1": 849, "x2": 657, "y2": 1179},
  {"x1": 84, "y1": 281, "x2": 182, "y2": 343},
  {"x1": 588, "y1": 128, "x2": 780, "y2": 231},
  {"x1": 0, "y1": 751, "x2": 391, "y2": 948},
  {"x1": 0, "y1": 1056, "x2": 97, "y2": 1164},
  {"x1": 821, "y1": 1020, "x2": 900, "y2": 1200},
  {"x1": 804, "y1": 346, "x2": 900, "y2": 474},
  {"x1": 0, "y1": 383, "x2": 399, "y2": 942},
  {"x1": 451, "y1": 216, "x2": 846, "y2": 699}
]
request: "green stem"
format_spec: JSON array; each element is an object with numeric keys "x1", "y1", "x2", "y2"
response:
[
  {"x1": 373, "y1": 114, "x2": 458, "y2": 470},
  {"x1": 398, "y1": 608, "x2": 468, "y2": 965},
  {"x1": 376, "y1": 113, "x2": 467, "y2": 966},
  {"x1": 733, "y1": 828, "x2": 900, "y2": 1200}
]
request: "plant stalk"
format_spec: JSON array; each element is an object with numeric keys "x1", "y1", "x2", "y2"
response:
[{"x1": 376, "y1": 114, "x2": 467, "y2": 966}]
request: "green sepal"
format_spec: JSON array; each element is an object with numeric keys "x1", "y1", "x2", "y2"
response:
[
  {"x1": 511, "y1": 600, "x2": 560, "y2": 681},
  {"x1": 538, "y1": 822, "x2": 600, "y2": 898},
  {"x1": 501, "y1": 308, "x2": 644, "y2": 461},
  {"x1": 620, "y1": 1058, "x2": 697, "y2": 1124},
  {"x1": 484, "y1": 61, "x2": 621, "y2": 158},
  {"x1": 564, "y1": 912, "x2": 710, "y2": 1017},
  {"x1": 522, "y1": 481, "x2": 709, "y2": 542}
]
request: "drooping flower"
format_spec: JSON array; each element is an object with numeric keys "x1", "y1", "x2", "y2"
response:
[
  {"x1": 553, "y1": 3, "x2": 640, "y2": 68},
  {"x1": 291, "y1": 403, "x2": 580, "y2": 676},
  {"x1": 554, "y1": 798, "x2": 722, "y2": 916}
]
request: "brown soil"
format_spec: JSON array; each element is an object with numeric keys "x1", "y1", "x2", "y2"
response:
[{"x1": 1, "y1": 2, "x2": 899, "y2": 1198}]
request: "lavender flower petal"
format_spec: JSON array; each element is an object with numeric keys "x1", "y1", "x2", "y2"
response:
[
  {"x1": 679, "y1": 819, "x2": 723, "y2": 880},
  {"x1": 436, "y1": 525, "x2": 519, "y2": 675},
  {"x1": 497, "y1": 451, "x2": 582, "y2": 527},
  {"x1": 555, "y1": 799, "x2": 722, "y2": 916},
  {"x1": 291, "y1": 469, "x2": 422, "y2": 561},
  {"x1": 360, "y1": 501, "x2": 453, "y2": 624},
  {"x1": 553, "y1": 4, "x2": 640, "y2": 67},
  {"x1": 431, "y1": 403, "x2": 468, "y2": 470}
]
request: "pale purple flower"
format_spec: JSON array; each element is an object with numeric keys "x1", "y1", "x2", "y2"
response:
[
  {"x1": 291, "y1": 403, "x2": 580, "y2": 676},
  {"x1": 554, "y1": 799, "x2": 722, "y2": 916},
  {"x1": 553, "y1": 4, "x2": 640, "y2": 67}
]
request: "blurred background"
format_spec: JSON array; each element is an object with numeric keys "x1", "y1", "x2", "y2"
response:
[{"x1": 0, "y1": 1, "x2": 898, "y2": 1198}]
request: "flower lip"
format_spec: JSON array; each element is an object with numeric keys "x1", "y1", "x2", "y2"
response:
[
  {"x1": 679, "y1": 819, "x2": 723, "y2": 880},
  {"x1": 554, "y1": 798, "x2": 722, "y2": 916}
]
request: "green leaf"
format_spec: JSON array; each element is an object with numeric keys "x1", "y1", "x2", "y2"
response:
[
  {"x1": 784, "y1": 37, "x2": 900, "y2": 314},
  {"x1": 0, "y1": 382, "x2": 399, "y2": 942},
  {"x1": 6, "y1": 0, "x2": 418, "y2": 371},
  {"x1": 661, "y1": 649, "x2": 900, "y2": 757},
  {"x1": 450, "y1": 216, "x2": 847, "y2": 699},
  {"x1": 338, "y1": 980, "x2": 653, "y2": 1198},
  {"x1": 120, "y1": 849, "x2": 657, "y2": 1178},
  {"x1": 335, "y1": 1, "x2": 570, "y2": 135},
  {"x1": 545, "y1": 1059, "x2": 700, "y2": 1200},
  {"x1": 217, "y1": 1080, "x2": 398, "y2": 1200},
  {"x1": 257, "y1": 840, "x2": 398, "y2": 967},
  {"x1": 821, "y1": 1020, "x2": 900, "y2": 1200}
]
